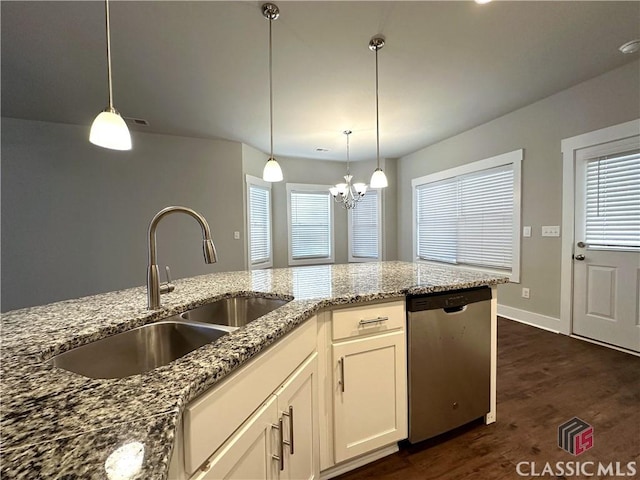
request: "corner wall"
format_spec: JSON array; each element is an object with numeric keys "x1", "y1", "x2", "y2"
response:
[{"x1": 1, "y1": 118, "x2": 245, "y2": 311}]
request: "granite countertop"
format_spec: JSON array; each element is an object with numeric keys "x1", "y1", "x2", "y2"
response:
[{"x1": 0, "y1": 261, "x2": 509, "y2": 479}]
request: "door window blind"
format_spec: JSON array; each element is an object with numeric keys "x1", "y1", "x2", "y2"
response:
[
  {"x1": 349, "y1": 190, "x2": 380, "y2": 260},
  {"x1": 290, "y1": 190, "x2": 333, "y2": 261},
  {"x1": 416, "y1": 164, "x2": 514, "y2": 270},
  {"x1": 248, "y1": 183, "x2": 272, "y2": 267},
  {"x1": 585, "y1": 150, "x2": 640, "y2": 251}
]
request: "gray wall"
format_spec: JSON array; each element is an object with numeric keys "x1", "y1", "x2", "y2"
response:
[
  {"x1": 397, "y1": 60, "x2": 640, "y2": 319},
  {"x1": 1, "y1": 118, "x2": 246, "y2": 311}
]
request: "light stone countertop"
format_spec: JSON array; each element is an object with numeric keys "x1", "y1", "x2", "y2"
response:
[{"x1": 0, "y1": 261, "x2": 509, "y2": 479}]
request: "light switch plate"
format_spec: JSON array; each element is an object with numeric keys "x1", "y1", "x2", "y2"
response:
[
  {"x1": 541, "y1": 225, "x2": 560, "y2": 237},
  {"x1": 523, "y1": 226, "x2": 531, "y2": 237},
  {"x1": 233, "y1": 231, "x2": 240, "y2": 240}
]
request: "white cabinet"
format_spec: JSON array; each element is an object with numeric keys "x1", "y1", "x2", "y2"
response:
[
  {"x1": 194, "y1": 353, "x2": 319, "y2": 480},
  {"x1": 332, "y1": 331, "x2": 406, "y2": 463},
  {"x1": 318, "y1": 300, "x2": 408, "y2": 468}
]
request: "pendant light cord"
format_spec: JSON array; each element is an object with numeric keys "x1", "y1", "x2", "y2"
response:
[
  {"x1": 375, "y1": 46, "x2": 380, "y2": 169},
  {"x1": 268, "y1": 17, "x2": 274, "y2": 159},
  {"x1": 346, "y1": 131, "x2": 351, "y2": 175},
  {"x1": 105, "y1": 0, "x2": 114, "y2": 110}
]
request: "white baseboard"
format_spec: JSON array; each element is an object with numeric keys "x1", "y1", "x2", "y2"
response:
[
  {"x1": 320, "y1": 444, "x2": 399, "y2": 480},
  {"x1": 497, "y1": 304, "x2": 561, "y2": 333}
]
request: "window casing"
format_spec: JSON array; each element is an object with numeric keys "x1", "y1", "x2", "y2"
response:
[
  {"x1": 286, "y1": 183, "x2": 335, "y2": 266},
  {"x1": 246, "y1": 175, "x2": 273, "y2": 269},
  {"x1": 348, "y1": 189, "x2": 382, "y2": 262},
  {"x1": 412, "y1": 149, "x2": 522, "y2": 282}
]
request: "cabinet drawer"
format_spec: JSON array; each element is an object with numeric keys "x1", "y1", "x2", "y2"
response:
[{"x1": 331, "y1": 301, "x2": 405, "y2": 341}]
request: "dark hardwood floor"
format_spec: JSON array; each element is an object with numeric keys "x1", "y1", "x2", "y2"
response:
[{"x1": 335, "y1": 318, "x2": 640, "y2": 480}]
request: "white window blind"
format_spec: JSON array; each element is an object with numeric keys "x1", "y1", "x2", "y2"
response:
[
  {"x1": 416, "y1": 164, "x2": 515, "y2": 271},
  {"x1": 288, "y1": 186, "x2": 334, "y2": 264},
  {"x1": 585, "y1": 150, "x2": 640, "y2": 251},
  {"x1": 349, "y1": 190, "x2": 381, "y2": 261},
  {"x1": 246, "y1": 175, "x2": 272, "y2": 269}
]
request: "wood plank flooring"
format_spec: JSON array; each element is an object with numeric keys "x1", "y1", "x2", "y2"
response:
[{"x1": 335, "y1": 318, "x2": 640, "y2": 480}]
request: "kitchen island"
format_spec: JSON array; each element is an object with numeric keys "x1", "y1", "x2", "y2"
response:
[{"x1": 0, "y1": 261, "x2": 509, "y2": 479}]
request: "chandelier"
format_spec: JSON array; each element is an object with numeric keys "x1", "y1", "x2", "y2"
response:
[{"x1": 329, "y1": 130, "x2": 368, "y2": 209}]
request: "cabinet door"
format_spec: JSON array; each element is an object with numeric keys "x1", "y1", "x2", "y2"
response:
[
  {"x1": 332, "y1": 331, "x2": 407, "y2": 464},
  {"x1": 276, "y1": 353, "x2": 319, "y2": 480},
  {"x1": 194, "y1": 396, "x2": 280, "y2": 480}
]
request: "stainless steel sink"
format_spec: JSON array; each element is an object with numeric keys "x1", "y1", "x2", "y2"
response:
[
  {"x1": 48, "y1": 319, "x2": 233, "y2": 379},
  {"x1": 181, "y1": 296, "x2": 291, "y2": 327}
]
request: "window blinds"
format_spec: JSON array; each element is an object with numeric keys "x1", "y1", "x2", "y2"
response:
[
  {"x1": 416, "y1": 164, "x2": 514, "y2": 270},
  {"x1": 350, "y1": 190, "x2": 380, "y2": 259},
  {"x1": 290, "y1": 190, "x2": 332, "y2": 260},
  {"x1": 248, "y1": 184, "x2": 271, "y2": 266},
  {"x1": 585, "y1": 150, "x2": 640, "y2": 251}
]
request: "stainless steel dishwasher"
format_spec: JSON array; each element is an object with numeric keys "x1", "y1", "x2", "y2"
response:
[{"x1": 406, "y1": 287, "x2": 492, "y2": 443}]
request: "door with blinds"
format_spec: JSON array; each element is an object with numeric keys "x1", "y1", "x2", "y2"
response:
[{"x1": 573, "y1": 136, "x2": 640, "y2": 352}]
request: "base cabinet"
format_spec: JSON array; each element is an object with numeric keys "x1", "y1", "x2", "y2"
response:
[
  {"x1": 192, "y1": 353, "x2": 319, "y2": 480},
  {"x1": 332, "y1": 330, "x2": 407, "y2": 463}
]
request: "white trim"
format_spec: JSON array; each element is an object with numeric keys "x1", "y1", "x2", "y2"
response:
[
  {"x1": 560, "y1": 119, "x2": 640, "y2": 337},
  {"x1": 320, "y1": 444, "x2": 399, "y2": 480},
  {"x1": 347, "y1": 189, "x2": 383, "y2": 262},
  {"x1": 497, "y1": 304, "x2": 561, "y2": 333},
  {"x1": 286, "y1": 183, "x2": 335, "y2": 266},
  {"x1": 245, "y1": 174, "x2": 273, "y2": 270},
  {"x1": 411, "y1": 149, "x2": 523, "y2": 282}
]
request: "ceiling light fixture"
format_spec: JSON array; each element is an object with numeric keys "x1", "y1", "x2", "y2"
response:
[
  {"x1": 619, "y1": 39, "x2": 640, "y2": 55},
  {"x1": 475, "y1": 0, "x2": 493, "y2": 4},
  {"x1": 89, "y1": 0, "x2": 132, "y2": 151},
  {"x1": 369, "y1": 36, "x2": 388, "y2": 189},
  {"x1": 330, "y1": 130, "x2": 367, "y2": 210},
  {"x1": 261, "y1": 3, "x2": 284, "y2": 182}
]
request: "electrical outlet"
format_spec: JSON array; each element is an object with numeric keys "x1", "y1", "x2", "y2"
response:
[
  {"x1": 522, "y1": 287, "x2": 530, "y2": 299},
  {"x1": 233, "y1": 231, "x2": 240, "y2": 240},
  {"x1": 541, "y1": 225, "x2": 560, "y2": 237}
]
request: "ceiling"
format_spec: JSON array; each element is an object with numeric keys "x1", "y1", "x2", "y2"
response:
[{"x1": 2, "y1": 1, "x2": 639, "y2": 162}]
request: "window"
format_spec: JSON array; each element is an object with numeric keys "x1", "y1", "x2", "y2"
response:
[
  {"x1": 287, "y1": 183, "x2": 334, "y2": 266},
  {"x1": 412, "y1": 149, "x2": 522, "y2": 282},
  {"x1": 246, "y1": 175, "x2": 272, "y2": 269},
  {"x1": 348, "y1": 190, "x2": 382, "y2": 261},
  {"x1": 583, "y1": 149, "x2": 640, "y2": 251}
]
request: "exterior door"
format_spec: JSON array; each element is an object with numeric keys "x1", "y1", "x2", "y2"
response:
[{"x1": 572, "y1": 135, "x2": 640, "y2": 352}]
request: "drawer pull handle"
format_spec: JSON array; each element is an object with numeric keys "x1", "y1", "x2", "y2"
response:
[
  {"x1": 338, "y1": 357, "x2": 345, "y2": 392},
  {"x1": 271, "y1": 419, "x2": 284, "y2": 471},
  {"x1": 358, "y1": 316, "x2": 389, "y2": 326}
]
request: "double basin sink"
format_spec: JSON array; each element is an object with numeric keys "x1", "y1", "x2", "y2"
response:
[{"x1": 48, "y1": 296, "x2": 291, "y2": 379}]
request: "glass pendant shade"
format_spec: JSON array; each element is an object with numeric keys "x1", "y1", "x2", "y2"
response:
[
  {"x1": 90, "y1": 109, "x2": 132, "y2": 150},
  {"x1": 263, "y1": 157, "x2": 283, "y2": 182},
  {"x1": 370, "y1": 167, "x2": 388, "y2": 188}
]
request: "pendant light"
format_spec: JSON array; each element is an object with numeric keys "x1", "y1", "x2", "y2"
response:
[
  {"x1": 369, "y1": 36, "x2": 388, "y2": 189},
  {"x1": 89, "y1": 0, "x2": 132, "y2": 151},
  {"x1": 330, "y1": 130, "x2": 368, "y2": 209},
  {"x1": 261, "y1": 3, "x2": 284, "y2": 182}
]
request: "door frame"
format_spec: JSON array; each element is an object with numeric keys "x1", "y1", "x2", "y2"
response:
[{"x1": 560, "y1": 119, "x2": 640, "y2": 336}]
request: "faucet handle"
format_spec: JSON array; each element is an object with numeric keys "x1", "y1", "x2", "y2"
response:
[{"x1": 160, "y1": 265, "x2": 176, "y2": 295}]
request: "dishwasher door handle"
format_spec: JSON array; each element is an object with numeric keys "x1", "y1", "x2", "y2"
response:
[{"x1": 443, "y1": 305, "x2": 467, "y2": 314}]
